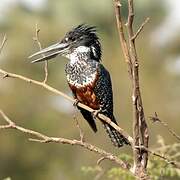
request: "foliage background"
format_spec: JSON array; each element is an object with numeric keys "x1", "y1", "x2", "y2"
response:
[{"x1": 0, "y1": 0, "x2": 180, "y2": 179}]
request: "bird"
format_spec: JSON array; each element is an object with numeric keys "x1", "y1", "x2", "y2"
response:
[{"x1": 29, "y1": 24, "x2": 129, "y2": 147}]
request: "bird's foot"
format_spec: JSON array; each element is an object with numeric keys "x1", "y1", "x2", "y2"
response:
[
  {"x1": 92, "y1": 107, "x2": 103, "y2": 119},
  {"x1": 73, "y1": 99, "x2": 80, "y2": 107}
]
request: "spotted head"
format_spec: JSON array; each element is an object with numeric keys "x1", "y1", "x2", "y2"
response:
[{"x1": 29, "y1": 24, "x2": 101, "y2": 63}]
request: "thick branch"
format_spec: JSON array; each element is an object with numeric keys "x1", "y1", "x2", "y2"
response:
[
  {"x1": 0, "y1": 68, "x2": 133, "y2": 144},
  {"x1": 113, "y1": 0, "x2": 149, "y2": 178},
  {"x1": 127, "y1": 0, "x2": 149, "y2": 174}
]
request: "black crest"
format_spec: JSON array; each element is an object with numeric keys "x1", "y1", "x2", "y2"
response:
[{"x1": 62, "y1": 24, "x2": 102, "y2": 61}]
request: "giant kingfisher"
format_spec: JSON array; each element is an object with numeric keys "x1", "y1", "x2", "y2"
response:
[{"x1": 29, "y1": 24, "x2": 129, "y2": 147}]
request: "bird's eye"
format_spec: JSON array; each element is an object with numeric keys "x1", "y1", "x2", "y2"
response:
[
  {"x1": 69, "y1": 37, "x2": 75, "y2": 41},
  {"x1": 65, "y1": 37, "x2": 68, "y2": 42}
]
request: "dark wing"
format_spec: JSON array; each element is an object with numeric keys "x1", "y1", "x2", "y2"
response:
[
  {"x1": 94, "y1": 64, "x2": 114, "y2": 120},
  {"x1": 94, "y1": 64, "x2": 130, "y2": 147},
  {"x1": 78, "y1": 107, "x2": 97, "y2": 132}
]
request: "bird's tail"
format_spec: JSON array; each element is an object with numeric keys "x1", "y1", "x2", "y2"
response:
[{"x1": 103, "y1": 117, "x2": 130, "y2": 147}]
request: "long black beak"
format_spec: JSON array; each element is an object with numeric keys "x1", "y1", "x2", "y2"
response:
[{"x1": 29, "y1": 42, "x2": 69, "y2": 63}]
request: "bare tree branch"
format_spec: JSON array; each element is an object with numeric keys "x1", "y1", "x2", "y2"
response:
[
  {"x1": 150, "y1": 112, "x2": 180, "y2": 142},
  {"x1": 113, "y1": 0, "x2": 149, "y2": 178},
  {"x1": 0, "y1": 35, "x2": 7, "y2": 54},
  {"x1": 131, "y1": 17, "x2": 150, "y2": 41},
  {"x1": 0, "y1": 109, "x2": 133, "y2": 173},
  {"x1": 33, "y1": 23, "x2": 48, "y2": 83},
  {"x1": 97, "y1": 157, "x2": 108, "y2": 165},
  {"x1": 127, "y1": 0, "x2": 149, "y2": 174},
  {"x1": 0, "y1": 68, "x2": 133, "y2": 145},
  {"x1": 73, "y1": 114, "x2": 85, "y2": 142},
  {"x1": 113, "y1": 0, "x2": 132, "y2": 77},
  {"x1": 135, "y1": 145, "x2": 180, "y2": 169}
]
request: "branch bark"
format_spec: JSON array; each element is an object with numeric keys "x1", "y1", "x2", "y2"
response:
[
  {"x1": 127, "y1": 0, "x2": 149, "y2": 174},
  {"x1": 113, "y1": 0, "x2": 149, "y2": 178},
  {"x1": 113, "y1": 0, "x2": 132, "y2": 77}
]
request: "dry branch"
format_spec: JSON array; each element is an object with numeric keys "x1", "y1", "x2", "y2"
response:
[
  {"x1": 33, "y1": 23, "x2": 48, "y2": 83},
  {"x1": 0, "y1": 35, "x2": 7, "y2": 54},
  {"x1": 73, "y1": 114, "x2": 85, "y2": 142},
  {"x1": 0, "y1": 109, "x2": 132, "y2": 173},
  {"x1": 127, "y1": 0, "x2": 149, "y2": 174},
  {"x1": 113, "y1": 0, "x2": 149, "y2": 178},
  {"x1": 135, "y1": 145, "x2": 180, "y2": 169},
  {"x1": 0, "y1": 68, "x2": 133, "y2": 145},
  {"x1": 150, "y1": 112, "x2": 180, "y2": 142},
  {"x1": 113, "y1": 0, "x2": 132, "y2": 77},
  {"x1": 131, "y1": 17, "x2": 150, "y2": 40}
]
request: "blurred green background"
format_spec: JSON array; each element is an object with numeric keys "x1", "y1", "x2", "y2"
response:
[{"x1": 0, "y1": 0, "x2": 180, "y2": 179}]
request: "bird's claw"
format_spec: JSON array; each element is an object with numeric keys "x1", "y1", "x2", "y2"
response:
[
  {"x1": 73, "y1": 99, "x2": 80, "y2": 107},
  {"x1": 92, "y1": 107, "x2": 102, "y2": 119}
]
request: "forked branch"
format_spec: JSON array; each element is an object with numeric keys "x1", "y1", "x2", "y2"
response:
[{"x1": 113, "y1": 0, "x2": 149, "y2": 178}]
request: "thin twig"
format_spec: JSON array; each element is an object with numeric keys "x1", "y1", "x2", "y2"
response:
[
  {"x1": 73, "y1": 114, "x2": 85, "y2": 142},
  {"x1": 0, "y1": 109, "x2": 132, "y2": 173},
  {"x1": 0, "y1": 68, "x2": 133, "y2": 145},
  {"x1": 0, "y1": 110, "x2": 14, "y2": 125},
  {"x1": 149, "y1": 112, "x2": 180, "y2": 142},
  {"x1": 33, "y1": 23, "x2": 48, "y2": 83},
  {"x1": 97, "y1": 157, "x2": 107, "y2": 165},
  {"x1": 135, "y1": 145, "x2": 180, "y2": 169},
  {"x1": 131, "y1": 17, "x2": 150, "y2": 41},
  {"x1": 155, "y1": 143, "x2": 180, "y2": 152},
  {"x1": 113, "y1": 0, "x2": 132, "y2": 77},
  {"x1": 43, "y1": 61, "x2": 48, "y2": 83},
  {"x1": 0, "y1": 35, "x2": 7, "y2": 54}
]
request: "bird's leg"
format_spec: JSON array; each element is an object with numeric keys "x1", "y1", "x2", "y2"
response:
[
  {"x1": 73, "y1": 99, "x2": 80, "y2": 108},
  {"x1": 92, "y1": 106, "x2": 103, "y2": 119}
]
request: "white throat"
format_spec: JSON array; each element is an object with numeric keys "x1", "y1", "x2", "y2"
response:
[{"x1": 65, "y1": 46, "x2": 90, "y2": 64}]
